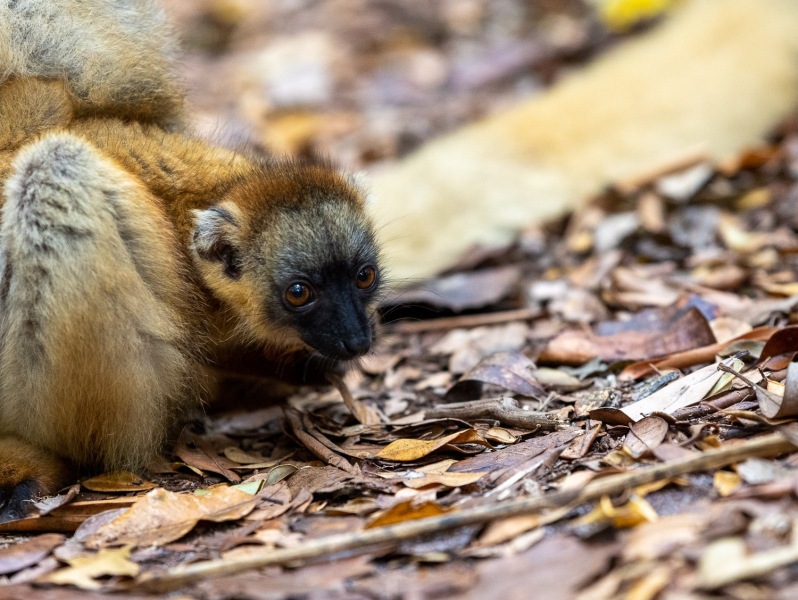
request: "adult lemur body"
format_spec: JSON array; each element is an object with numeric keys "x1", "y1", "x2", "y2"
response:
[{"x1": 0, "y1": 1, "x2": 382, "y2": 521}]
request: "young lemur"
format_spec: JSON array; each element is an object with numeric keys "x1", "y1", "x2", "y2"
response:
[{"x1": 0, "y1": 0, "x2": 382, "y2": 522}]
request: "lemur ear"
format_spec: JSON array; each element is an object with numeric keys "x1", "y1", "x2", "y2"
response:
[
  {"x1": 191, "y1": 203, "x2": 243, "y2": 279},
  {"x1": 347, "y1": 171, "x2": 372, "y2": 205}
]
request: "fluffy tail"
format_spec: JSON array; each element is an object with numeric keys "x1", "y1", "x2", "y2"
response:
[{"x1": 371, "y1": 0, "x2": 798, "y2": 281}]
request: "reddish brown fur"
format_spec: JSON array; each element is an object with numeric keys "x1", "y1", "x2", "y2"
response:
[{"x1": 0, "y1": 72, "x2": 376, "y2": 516}]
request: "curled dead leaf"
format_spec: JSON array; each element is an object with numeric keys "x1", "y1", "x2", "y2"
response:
[
  {"x1": 375, "y1": 429, "x2": 491, "y2": 462},
  {"x1": 86, "y1": 486, "x2": 258, "y2": 549}
]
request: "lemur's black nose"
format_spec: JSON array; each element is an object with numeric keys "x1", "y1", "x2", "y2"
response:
[{"x1": 340, "y1": 336, "x2": 371, "y2": 358}]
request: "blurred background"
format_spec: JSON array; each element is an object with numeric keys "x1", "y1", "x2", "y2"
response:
[{"x1": 166, "y1": 0, "x2": 648, "y2": 171}]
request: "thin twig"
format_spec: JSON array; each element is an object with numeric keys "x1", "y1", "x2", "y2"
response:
[
  {"x1": 670, "y1": 388, "x2": 754, "y2": 421},
  {"x1": 425, "y1": 397, "x2": 563, "y2": 431},
  {"x1": 130, "y1": 431, "x2": 795, "y2": 592},
  {"x1": 385, "y1": 308, "x2": 541, "y2": 335},
  {"x1": 327, "y1": 372, "x2": 381, "y2": 425},
  {"x1": 284, "y1": 409, "x2": 356, "y2": 473}
]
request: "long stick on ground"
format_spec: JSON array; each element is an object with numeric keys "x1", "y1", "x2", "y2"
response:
[{"x1": 132, "y1": 432, "x2": 795, "y2": 593}]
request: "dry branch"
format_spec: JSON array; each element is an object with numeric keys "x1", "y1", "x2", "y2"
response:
[
  {"x1": 424, "y1": 397, "x2": 563, "y2": 431},
  {"x1": 131, "y1": 431, "x2": 795, "y2": 592}
]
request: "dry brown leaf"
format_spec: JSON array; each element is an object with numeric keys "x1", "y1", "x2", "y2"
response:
[
  {"x1": 620, "y1": 326, "x2": 779, "y2": 380},
  {"x1": 561, "y1": 423, "x2": 602, "y2": 460},
  {"x1": 86, "y1": 486, "x2": 258, "y2": 549},
  {"x1": 760, "y1": 360, "x2": 798, "y2": 419},
  {"x1": 717, "y1": 212, "x2": 769, "y2": 253},
  {"x1": 448, "y1": 351, "x2": 545, "y2": 399},
  {"x1": 244, "y1": 482, "x2": 293, "y2": 521},
  {"x1": 477, "y1": 507, "x2": 571, "y2": 547},
  {"x1": 379, "y1": 470, "x2": 486, "y2": 489},
  {"x1": 760, "y1": 325, "x2": 798, "y2": 360},
  {"x1": 175, "y1": 433, "x2": 242, "y2": 482},
  {"x1": 696, "y1": 533, "x2": 798, "y2": 590},
  {"x1": 540, "y1": 305, "x2": 715, "y2": 365},
  {"x1": 622, "y1": 416, "x2": 669, "y2": 459},
  {"x1": 43, "y1": 546, "x2": 139, "y2": 590},
  {"x1": 622, "y1": 512, "x2": 705, "y2": 562},
  {"x1": 0, "y1": 533, "x2": 64, "y2": 576},
  {"x1": 483, "y1": 427, "x2": 518, "y2": 445},
  {"x1": 375, "y1": 429, "x2": 491, "y2": 462},
  {"x1": 32, "y1": 484, "x2": 81, "y2": 516},
  {"x1": 223, "y1": 447, "x2": 270, "y2": 465},
  {"x1": 366, "y1": 500, "x2": 450, "y2": 529},
  {"x1": 382, "y1": 266, "x2": 522, "y2": 312},
  {"x1": 81, "y1": 471, "x2": 156, "y2": 493}
]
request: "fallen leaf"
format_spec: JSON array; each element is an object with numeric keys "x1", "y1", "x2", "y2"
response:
[
  {"x1": 561, "y1": 423, "x2": 602, "y2": 460},
  {"x1": 761, "y1": 359, "x2": 798, "y2": 419},
  {"x1": 381, "y1": 266, "x2": 522, "y2": 312},
  {"x1": 622, "y1": 512, "x2": 705, "y2": 562},
  {"x1": 86, "y1": 486, "x2": 258, "y2": 548},
  {"x1": 366, "y1": 500, "x2": 450, "y2": 529},
  {"x1": 375, "y1": 429, "x2": 491, "y2": 462},
  {"x1": 540, "y1": 305, "x2": 715, "y2": 365},
  {"x1": 380, "y1": 470, "x2": 486, "y2": 489},
  {"x1": 43, "y1": 546, "x2": 139, "y2": 590},
  {"x1": 448, "y1": 351, "x2": 545, "y2": 399},
  {"x1": 620, "y1": 326, "x2": 778, "y2": 380},
  {"x1": 622, "y1": 416, "x2": 669, "y2": 459},
  {"x1": 81, "y1": 472, "x2": 156, "y2": 493},
  {"x1": 696, "y1": 534, "x2": 798, "y2": 589},
  {"x1": 175, "y1": 433, "x2": 242, "y2": 482},
  {"x1": 477, "y1": 507, "x2": 571, "y2": 547},
  {"x1": 760, "y1": 325, "x2": 798, "y2": 360},
  {"x1": 244, "y1": 482, "x2": 293, "y2": 521},
  {"x1": 223, "y1": 447, "x2": 271, "y2": 465},
  {"x1": 0, "y1": 533, "x2": 65, "y2": 576},
  {"x1": 575, "y1": 494, "x2": 658, "y2": 529}
]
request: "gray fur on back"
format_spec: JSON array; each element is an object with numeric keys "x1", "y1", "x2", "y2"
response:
[{"x1": 0, "y1": 0, "x2": 182, "y2": 122}]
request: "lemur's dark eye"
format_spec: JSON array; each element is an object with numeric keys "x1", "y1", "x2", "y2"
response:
[
  {"x1": 355, "y1": 266, "x2": 377, "y2": 290},
  {"x1": 284, "y1": 283, "x2": 314, "y2": 308}
]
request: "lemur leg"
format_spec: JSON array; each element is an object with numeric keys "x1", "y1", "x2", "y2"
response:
[{"x1": 0, "y1": 133, "x2": 198, "y2": 521}]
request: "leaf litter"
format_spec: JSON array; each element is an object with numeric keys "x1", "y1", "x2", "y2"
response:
[{"x1": 6, "y1": 1, "x2": 798, "y2": 598}]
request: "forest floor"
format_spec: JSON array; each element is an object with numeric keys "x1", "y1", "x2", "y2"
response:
[{"x1": 4, "y1": 1, "x2": 798, "y2": 598}]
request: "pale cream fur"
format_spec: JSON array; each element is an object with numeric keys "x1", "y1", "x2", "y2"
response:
[{"x1": 370, "y1": 0, "x2": 798, "y2": 281}]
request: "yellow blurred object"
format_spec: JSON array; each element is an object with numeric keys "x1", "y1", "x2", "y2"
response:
[
  {"x1": 713, "y1": 470, "x2": 742, "y2": 497},
  {"x1": 575, "y1": 494, "x2": 658, "y2": 529},
  {"x1": 593, "y1": 0, "x2": 677, "y2": 31}
]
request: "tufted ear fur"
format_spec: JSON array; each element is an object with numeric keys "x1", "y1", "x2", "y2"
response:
[
  {"x1": 346, "y1": 171, "x2": 372, "y2": 206},
  {"x1": 191, "y1": 203, "x2": 244, "y2": 279}
]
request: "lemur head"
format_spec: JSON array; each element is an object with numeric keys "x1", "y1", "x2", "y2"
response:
[{"x1": 191, "y1": 163, "x2": 382, "y2": 360}]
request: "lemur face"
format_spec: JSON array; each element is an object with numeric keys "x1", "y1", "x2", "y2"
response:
[
  {"x1": 190, "y1": 165, "x2": 382, "y2": 360},
  {"x1": 267, "y1": 201, "x2": 381, "y2": 360}
]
